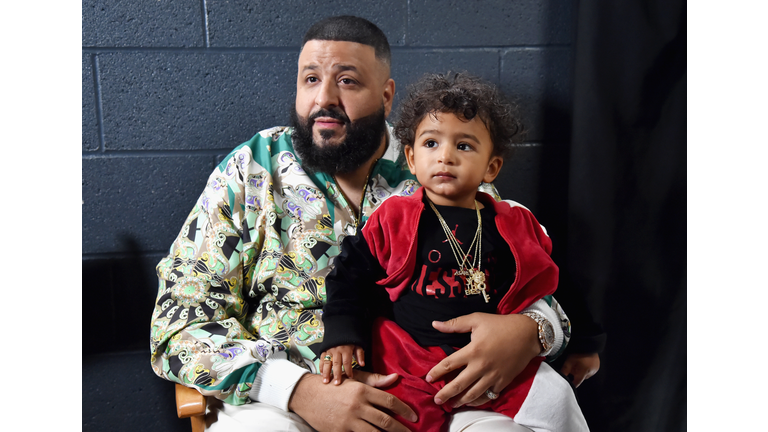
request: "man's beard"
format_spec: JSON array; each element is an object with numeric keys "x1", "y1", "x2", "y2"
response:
[{"x1": 290, "y1": 104, "x2": 387, "y2": 175}]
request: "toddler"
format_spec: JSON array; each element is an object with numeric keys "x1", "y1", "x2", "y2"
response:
[{"x1": 320, "y1": 73, "x2": 589, "y2": 432}]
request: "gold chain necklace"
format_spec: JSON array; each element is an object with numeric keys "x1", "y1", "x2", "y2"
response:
[
  {"x1": 428, "y1": 199, "x2": 490, "y2": 302},
  {"x1": 333, "y1": 159, "x2": 378, "y2": 227}
]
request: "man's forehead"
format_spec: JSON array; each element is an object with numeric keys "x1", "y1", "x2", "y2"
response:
[{"x1": 298, "y1": 40, "x2": 382, "y2": 71}]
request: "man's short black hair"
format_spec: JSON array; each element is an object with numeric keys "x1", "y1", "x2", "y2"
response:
[{"x1": 302, "y1": 15, "x2": 391, "y2": 66}]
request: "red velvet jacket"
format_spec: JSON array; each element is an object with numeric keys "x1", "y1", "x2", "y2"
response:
[
  {"x1": 322, "y1": 187, "x2": 559, "y2": 351},
  {"x1": 362, "y1": 188, "x2": 558, "y2": 314}
]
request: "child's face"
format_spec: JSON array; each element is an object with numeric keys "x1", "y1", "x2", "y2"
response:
[{"x1": 404, "y1": 112, "x2": 503, "y2": 209}]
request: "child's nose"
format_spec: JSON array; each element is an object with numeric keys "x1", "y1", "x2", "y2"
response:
[{"x1": 438, "y1": 146, "x2": 455, "y2": 164}]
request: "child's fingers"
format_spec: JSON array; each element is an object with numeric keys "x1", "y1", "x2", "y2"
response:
[
  {"x1": 332, "y1": 354, "x2": 344, "y2": 385},
  {"x1": 354, "y1": 346, "x2": 366, "y2": 367},
  {"x1": 322, "y1": 362, "x2": 332, "y2": 383},
  {"x1": 343, "y1": 352, "x2": 354, "y2": 380},
  {"x1": 320, "y1": 351, "x2": 333, "y2": 384}
]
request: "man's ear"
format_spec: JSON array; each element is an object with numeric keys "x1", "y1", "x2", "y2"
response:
[
  {"x1": 383, "y1": 78, "x2": 395, "y2": 118},
  {"x1": 404, "y1": 145, "x2": 417, "y2": 175},
  {"x1": 482, "y1": 156, "x2": 503, "y2": 183}
]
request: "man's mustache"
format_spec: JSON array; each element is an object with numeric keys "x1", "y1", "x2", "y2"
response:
[{"x1": 308, "y1": 108, "x2": 350, "y2": 124}]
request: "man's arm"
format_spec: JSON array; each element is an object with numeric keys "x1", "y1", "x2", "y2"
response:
[{"x1": 150, "y1": 143, "x2": 277, "y2": 407}]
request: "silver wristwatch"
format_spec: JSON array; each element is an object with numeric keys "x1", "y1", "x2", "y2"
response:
[{"x1": 521, "y1": 311, "x2": 555, "y2": 356}]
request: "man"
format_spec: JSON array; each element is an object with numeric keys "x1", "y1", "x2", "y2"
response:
[{"x1": 150, "y1": 16, "x2": 594, "y2": 431}]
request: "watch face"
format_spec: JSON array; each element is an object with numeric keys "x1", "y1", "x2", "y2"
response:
[{"x1": 543, "y1": 326, "x2": 554, "y2": 345}]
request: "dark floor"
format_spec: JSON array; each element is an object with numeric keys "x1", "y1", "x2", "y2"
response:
[{"x1": 83, "y1": 350, "x2": 190, "y2": 432}]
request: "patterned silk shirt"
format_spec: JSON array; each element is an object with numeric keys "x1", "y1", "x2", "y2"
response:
[
  {"x1": 150, "y1": 126, "x2": 570, "y2": 406},
  {"x1": 150, "y1": 126, "x2": 419, "y2": 405}
]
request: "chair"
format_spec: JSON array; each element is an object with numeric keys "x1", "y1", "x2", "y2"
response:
[{"x1": 175, "y1": 384, "x2": 207, "y2": 432}]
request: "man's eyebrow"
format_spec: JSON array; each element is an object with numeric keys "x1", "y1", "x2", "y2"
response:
[
  {"x1": 333, "y1": 65, "x2": 359, "y2": 73},
  {"x1": 300, "y1": 64, "x2": 360, "y2": 74},
  {"x1": 301, "y1": 65, "x2": 318, "y2": 74}
]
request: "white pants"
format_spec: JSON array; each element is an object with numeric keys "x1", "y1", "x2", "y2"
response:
[
  {"x1": 205, "y1": 363, "x2": 587, "y2": 432},
  {"x1": 205, "y1": 402, "x2": 531, "y2": 432}
]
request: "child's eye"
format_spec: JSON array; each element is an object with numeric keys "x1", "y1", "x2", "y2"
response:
[
  {"x1": 457, "y1": 143, "x2": 472, "y2": 151},
  {"x1": 424, "y1": 140, "x2": 438, "y2": 148}
]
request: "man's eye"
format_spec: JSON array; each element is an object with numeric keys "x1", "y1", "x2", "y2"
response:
[
  {"x1": 307, "y1": 77, "x2": 318, "y2": 83},
  {"x1": 340, "y1": 78, "x2": 356, "y2": 85}
]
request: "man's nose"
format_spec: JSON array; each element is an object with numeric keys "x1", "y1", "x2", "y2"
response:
[{"x1": 315, "y1": 80, "x2": 340, "y2": 109}]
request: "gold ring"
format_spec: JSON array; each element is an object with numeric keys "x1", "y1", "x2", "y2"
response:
[
  {"x1": 324, "y1": 354, "x2": 332, "y2": 362},
  {"x1": 485, "y1": 389, "x2": 499, "y2": 400}
]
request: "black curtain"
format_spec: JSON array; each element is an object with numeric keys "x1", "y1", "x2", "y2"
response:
[{"x1": 565, "y1": 1, "x2": 686, "y2": 430}]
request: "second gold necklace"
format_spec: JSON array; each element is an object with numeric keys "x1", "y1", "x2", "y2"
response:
[{"x1": 428, "y1": 199, "x2": 490, "y2": 303}]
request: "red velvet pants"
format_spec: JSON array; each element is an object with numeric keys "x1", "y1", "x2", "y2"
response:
[{"x1": 371, "y1": 317, "x2": 544, "y2": 432}]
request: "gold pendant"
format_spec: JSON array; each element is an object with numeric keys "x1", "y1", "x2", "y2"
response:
[{"x1": 464, "y1": 269, "x2": 490, "y2": 303}]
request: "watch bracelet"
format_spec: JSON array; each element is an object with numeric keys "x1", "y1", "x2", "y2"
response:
[{"x1": 521, "y1": 310, "x2": 555, "y2": 357}]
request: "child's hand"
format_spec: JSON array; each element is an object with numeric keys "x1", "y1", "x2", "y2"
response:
[{"x1": 320, "y1": 345, "x2": 366, "y2": 385}]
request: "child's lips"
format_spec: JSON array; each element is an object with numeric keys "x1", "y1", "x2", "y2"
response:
[{"x1": 433, "y1": 171, "x2": 456, "y2": 179}]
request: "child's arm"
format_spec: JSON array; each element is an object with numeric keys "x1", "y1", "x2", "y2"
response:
[
  {"x1": 320, "y1": 345, "x2": 366, "y2": 385},
  {"x1": 322, "y1": 223, "x2": 387, "y2": 355}
]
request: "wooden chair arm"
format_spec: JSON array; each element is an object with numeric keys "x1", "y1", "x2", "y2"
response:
[{"x1": 175, "y1": 384, "x2": 207, "y2": 418}]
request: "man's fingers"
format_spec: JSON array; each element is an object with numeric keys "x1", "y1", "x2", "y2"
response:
[
  {"x1": 560, "y1": 353, "x2": 600, "y2": 388},
  {"x1": 431, "y1": 363, "x2": 483, "y2": 405},
  {"x1": 466, "y1": 394, "x2": 490, "y2": 407},
  {"x1": 355, "y1": 370, "x2": 399, "y2": 388},
  {"x1": 570, "y1": 367, "x2": 597, "y2": 388},
  {"x1": 358, "y1": 406, "x2": 413, "y2": 432},
  {"x1": 450, "y1": 375, "x2": 494, "y2": 408},
  {"x1": 355, "y1": 407, "x2": 411, "y2": 432},
  {"x1": 365, "y1": 386, "x2": 418, "y2": 425},
  {"x1": 431, "y1": 314, "x2": 478, "y2": 335},
  {"x1": 572, "y1": 373, "x2": 586, "y2": 388},
  {"x1": 288, "y1": 375, "x2": 412, "y2": 432},
  {"x1": 426, "y1": 349, "x2": 468, "y2": 384}
]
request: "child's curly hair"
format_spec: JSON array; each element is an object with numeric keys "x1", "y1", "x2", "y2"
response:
[{"x1": 394, "y1": 72, "x2": 523, "y2": 159}]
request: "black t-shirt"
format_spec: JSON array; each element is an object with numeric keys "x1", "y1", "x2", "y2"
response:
[{"x1": 392, "y1": 199, "x2": 516, "y2": 348}]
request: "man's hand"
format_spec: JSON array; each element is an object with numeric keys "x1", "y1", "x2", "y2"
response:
[
  {"x1": 560, "y1": 353, "x2": 600, "y2": 387},
  {"x1": 426, "y1": 313, "x2": 540, "y2": 408},
  {"x1": 288, "y1": 371, "x2": 417, "y2": 432},
  {"x1": 320, "y1": 345, "x2": 366, "y2": 384}
]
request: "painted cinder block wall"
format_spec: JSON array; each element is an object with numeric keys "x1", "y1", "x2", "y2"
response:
[{"x1": 82, "y1": 1, "x2": 575, "y2": 430}]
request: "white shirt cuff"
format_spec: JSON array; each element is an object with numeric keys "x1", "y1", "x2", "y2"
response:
[
  {"x1": 248, "y1": 355, "x2": 309, "y2": 411},
  {"x1": 521, "y1": 298, "x2": 564, "y2": 356}
]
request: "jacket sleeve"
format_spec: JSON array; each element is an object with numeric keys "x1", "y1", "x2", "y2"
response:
[
  {"x1": 150, "y1": 136, "x2": 298, "y2": 408},
  {"x1": 483, "y1": 187, "x2": 572, "y2": 361},
  {"x1": 517, "y1": 207, "x2": 570, "y2": 361},
  {"x1": 321, "y1": 222, "x2": 387, "y2": 352}
]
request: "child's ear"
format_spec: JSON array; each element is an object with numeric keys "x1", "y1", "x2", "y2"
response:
[
  {"x1": 482, "y1": 156, "x2": 503, "y2": 183},
  {"x1": 404, "y1": 145, "x2": 417, "y2": 175}
]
